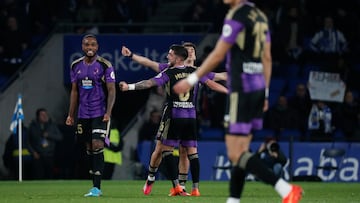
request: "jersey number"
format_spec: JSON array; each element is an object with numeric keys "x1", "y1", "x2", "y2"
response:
[
  {"x1": 179, "y1": 92, "x2": 190, "y2": 101},
  {"x1": 252, "y1": 22, "x2": 268, "y2": 58}
]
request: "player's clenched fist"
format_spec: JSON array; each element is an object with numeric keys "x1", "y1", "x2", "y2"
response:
[
  {"x1": 121, "y1": 46, "x2": 132, "y2": 57},
  {"x1": 119, "y1": 81, "x2": 129, "y2": 91},
  {"x1": 65, "y1": 116, "x2": 74, "y2": 126}
]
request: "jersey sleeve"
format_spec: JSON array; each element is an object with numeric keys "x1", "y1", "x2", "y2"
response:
[
  {"x1": 105, "y1": 66, "x2": 116, "y2": 83},
  {"x1": 153, "y1": 70, "x2": 170, "y2": 86},
  {"x1": 199, "y1": 74, "x2": 210, "y2": 84},
  {"x1": 70, "y1": 66, "x2": 76, "y2": 83},
  {"x1": 159, "y1": 63, "x2": 170, "y2": 72},
  {"x1": 220, "y1": 19, "x2": 245, "y2": 44}
]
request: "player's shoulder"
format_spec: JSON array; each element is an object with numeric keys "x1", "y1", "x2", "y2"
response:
[
  {"x1": 70, "y1": 56, "x2": 85, "y2": 69},
  {"x1": 96, "y1": 56, "x2": 113, "y2": 68},
  {"x1": 236, "y1": 3, "x2": 268, "y2": 22}
]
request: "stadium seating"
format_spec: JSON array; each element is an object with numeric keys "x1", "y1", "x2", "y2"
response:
[
  {"x1": 199, "y1": 127, "x2": 224, "y2": 141},
  {"x1": 252, "y1": 129, "x2": 275, "y2": 141},
  {"x1": 279, "y1": 129, "x2": 306, "y2": 142}
]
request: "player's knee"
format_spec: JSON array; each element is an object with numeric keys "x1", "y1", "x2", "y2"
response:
[
  {"x1": 153, "y1": 145, "x2": 162, "y2": 155},
  {"x1": 93, "y1": 170, "x2": 102, "y2": 176},
  {"x1": 162, "y1": 150, "x2": 173, "y2": 158},
  {"x1": 236, "y1": 151, "x2": 253, "y2": 169},
  {"x1": 92, "y1": 147, "x2": 104, "y2": 155},
  {"x1": 188, "y1": 153, "x2": 199, "y2": 160},
  {"x1": 92, "y1": 139, "x2": 104, "y2": 149}
]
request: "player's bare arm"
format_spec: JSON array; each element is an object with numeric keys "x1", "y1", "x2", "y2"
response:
[
  {"x1": 119, "y1": 79, "x2": 156, "y2": 91},
  {"x1": 213, "y1": 72, "x2": 227, "y2": 81},
  {"x1": 104, "y1": 82, "x2": 116, "y2": 122},
  {"x1": 121, "y1": 46, "x2": 160, "y2": 72},
  {"x1": 66, "y1": 82, "x2": 79, "y2": 126},
  {"x1": 173, "y1": 40, "x2": 231, "y2": 94},
  {"x1": 205, "y1": 79, "x2": 228, "y2": 94},
  {"x1": 262, "y1": 41, "x2": 272, "y2": 112}
]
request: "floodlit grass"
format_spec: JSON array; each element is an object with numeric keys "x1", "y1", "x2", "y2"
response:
[{"x1": 0, "y1": 180, "x2": 359, "y2": 203}]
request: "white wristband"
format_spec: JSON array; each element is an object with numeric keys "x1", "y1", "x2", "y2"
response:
[
  {"x1": 265, "y1": 88, "x2": 269, "y2": 99},
  {"x1": 186, "y1": 72, "x2": 199, "y2": 86},
  {"x1": 128, "y1": 84, "x2": 135, "y2": 90}
]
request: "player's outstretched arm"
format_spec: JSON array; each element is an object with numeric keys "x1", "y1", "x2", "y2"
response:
[
  {"x1": 213, "y1": 72, "x2": 227, "y2": 81},
  {"x1": 121, "y1": 46, "x2": 160, "y2": 72},
  {"x1": 119, "y1": 79, "x2": 157, "y2": 91},
  {"x1": 173, "y1": 40, "x2": 231, "y2": 94},
  {"x1": 205, "y1": 79, "x2": 228, "y2": 94}
]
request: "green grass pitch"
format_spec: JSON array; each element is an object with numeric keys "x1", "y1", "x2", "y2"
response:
[{"x1": 1, "y1": 180, "x2": 359, "y2": 203}]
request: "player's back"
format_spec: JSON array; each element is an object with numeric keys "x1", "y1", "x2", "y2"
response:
[{"x1": 224, "y1": 3, "x2": 269, "y2": 91}]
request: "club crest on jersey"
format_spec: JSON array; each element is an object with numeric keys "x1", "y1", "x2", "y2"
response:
[
  {"x1": 110, "y1": 71, "x2": 115, "y2": 79},
  {"x1": 93, "y1": 68, "x2": 99, "y2": 75},
  {"x1": 222, "y1": 24, "x2": 232, "y2": 37}
]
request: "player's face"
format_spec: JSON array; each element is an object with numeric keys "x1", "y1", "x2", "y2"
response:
[
  {"x1": 82, "y1": 37, "x2": 98, "y2": 57},
  {"x1": 223, "y1": 0, "x2": 242, "y2": 6},
  {"x1": 167, "y1": 49, "x2": 177, "y2": 66},
  {"x1": 185, "y1": 46, "x2": 196, "y2": 61}
]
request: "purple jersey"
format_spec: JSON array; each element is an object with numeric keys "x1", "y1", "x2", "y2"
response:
[
  {"x1": 220, "y1": 2, "x2": 270, "y2": 93},
  {"x1": 70, "y1": 55, "x2": 116, "y2": 118},
  {"x1": 159, "y1": 63, "x2": 169, "y2": 72}
]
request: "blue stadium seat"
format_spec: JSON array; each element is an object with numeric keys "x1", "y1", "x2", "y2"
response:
[
  {"x1": 286, "y1": 64, "x2": 300, "y2": 79},
  {"x1": 279, "y1": 129, "x2": 304, "y2": 142},
  {"x1": 199, "y1": 127, "x2": 224, "y2": 141},
  {"x1": 333, "y1": 129, "x2": 346, "y2": 142},
  {"x1": 0, "y1": 74, "x2": 9, "y2": 88},
  {"x1": 270, "y1": 78, "x2": 286, "y2": 93},
  {"x1": 301, "y1": 64, "x2": 321, "y2": 80},
  {"x1": 268, "y1": 91, "x2": 280, "y2": 108},
  {"x1": 252, "y1": 129, "x2": 275, "y2": 141},
  {"x1": 285, "y1": 78, "x2": 307, "y2": 97}
]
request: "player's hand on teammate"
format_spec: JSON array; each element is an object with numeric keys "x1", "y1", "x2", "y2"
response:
[{"x1": 119, "y1": 81, "x2": 129, "y2": 91}]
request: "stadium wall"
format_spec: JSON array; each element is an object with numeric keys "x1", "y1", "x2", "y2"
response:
[{"x1": 137, "y1": 141, "x2": 360, "y2": 182}]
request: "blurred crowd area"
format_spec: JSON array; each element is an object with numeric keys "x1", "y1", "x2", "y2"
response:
[{"x1": 1, "y1": 0, "x2": 360, "y2": 80}]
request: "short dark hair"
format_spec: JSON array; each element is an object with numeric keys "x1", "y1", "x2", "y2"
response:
[
  {"x1": 182, "y1": 42, "x2": 196, "y2": 55},
  {"x1": 82, "y1": 33, "x2": 97, "y2": 41},
  {"x1": 170, "y1": 44, "x2": 188, "y2": 60}
]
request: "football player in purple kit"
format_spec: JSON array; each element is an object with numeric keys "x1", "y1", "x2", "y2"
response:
[
  {"x1": 65, "y1": 34, "x2": 116, "y2": 197},
  {"x1": 173, "y1": 0, "x2": 303, "y2": 203},
  {"x1": 121, "y1": 42, "x2": 226, "y2": 196},
  {"x1": 120, "y1": 44, "x2": 227, "y2": 196}
]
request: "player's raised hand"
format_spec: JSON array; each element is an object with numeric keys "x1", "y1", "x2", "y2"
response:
[
  {"x1": 121, "y1": 46, "x2": 131, "y2": 57},
  {"x1": 119, "y1": 81, "x2": 129, "y2": 91},
  {"x1": 173, "y1": 79, "x2": 192, "y2": 94}
]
